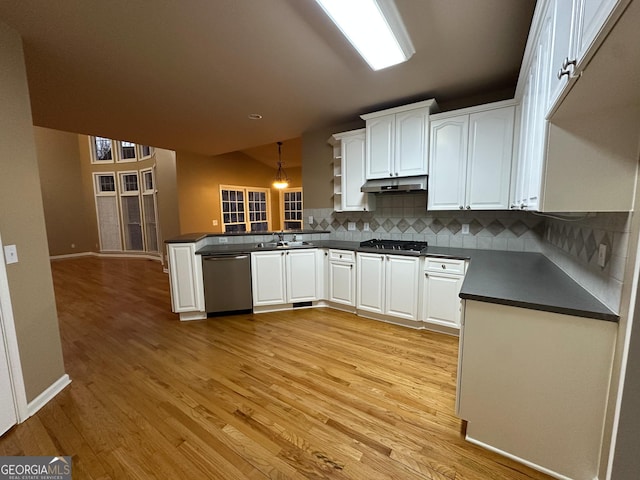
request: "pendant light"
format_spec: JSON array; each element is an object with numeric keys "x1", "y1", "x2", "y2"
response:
[{"x1": 273, "y1": 141, "x2": 290, "y2": 189}]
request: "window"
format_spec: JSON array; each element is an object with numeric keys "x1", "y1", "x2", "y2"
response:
[
  {"x1": 138, "y1": 145, "x2": 154, "y2": 160},
  {"x1": 92, "y1": 173, "x2": 121, "y2": 251},
  {"x1": 140, "y1": 168, "x2": 159, "y2": 253},
  {"x1": 117, "y1": 141, "x2": 137, "y2": 162},
  {"x1": 90, "y1": 136, "x2": 114, "y2": 163},
  {"x1": 220, "y1": 186, "x2": 271, "y2": 233},
  {"x1": 281, "y1": 188, "x2": 303, "y2": 230},
  {"x1": 119, "y1": 172, "x2": 143, "y2": 251}
]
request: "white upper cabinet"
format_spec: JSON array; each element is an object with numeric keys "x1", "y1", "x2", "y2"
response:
[
  {"x1": 361, "y1": 99, "x2": 438, "y2": 179},
  {"x1": 513, "y1": 0, "x2": 636, "y2": 212},
  {"x1": 329, "y1": 129, "x2": 375, "y2": 212},
  {"x1": 428, "y1": 101, "x2": 515, "y2": 211},
  {"x1": 428, "y1": 116, "x2": 468, "y2": 210}
]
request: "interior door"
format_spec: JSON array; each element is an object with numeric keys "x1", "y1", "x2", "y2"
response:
[{"x1": 0, "y1": 310, "x2": 17, "y2": 436}]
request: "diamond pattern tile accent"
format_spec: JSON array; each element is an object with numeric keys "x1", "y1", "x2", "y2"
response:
[
  {"x1": 566, "y1": 229, "x2": 575, "y2": 252},
  {"x1": 369, "y1": 219, "x2": 380, "y2": 232},
  {"x1": 319, "y1": 219, "x2": 329, "y2": 230},
  {"x1": 382, "y1": 219, "x2": 395, "y2": 233},
  {"x1": 429, "y1": 219, "x2": 444, "y2": 234},
  {"x1": 486, "y1": 220, "x2": 505, "y2": 236},
  {"x1": 331, "y1": 219, "x2": 342, "y2": 231},
  {"x1": 446, "y1": 219, "x2": 462, "y2": 235},
  {"x1": 469, "y1": 220, "x2": 483, "y2": 236},
  {"x1": 509, "y1": 220, "x2": 528, "y2": 238},
  {"x1": 585, "y1": 231, "x2": 597, "y2": 261},
  {"x1": 412, "y1": 218, "x2": 427, "y2": 233},
  {"x1": 574, "y1": 230, "x2": 585, "y2": 256},
  {"x1": 356, "y1": 220, "x2": 364, "y2": 231},
  {"x1": 397, "y1": 219, "x2": 410, "y2": 233}
]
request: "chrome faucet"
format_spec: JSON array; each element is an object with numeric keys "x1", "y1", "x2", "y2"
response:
[{"x1": 276, "y1": 231, "x2": 285, "y2": 242}]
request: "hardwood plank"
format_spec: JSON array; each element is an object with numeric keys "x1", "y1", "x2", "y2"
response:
[{"x1": 0, "y1": 257, "x2": 553, "y2": 480}]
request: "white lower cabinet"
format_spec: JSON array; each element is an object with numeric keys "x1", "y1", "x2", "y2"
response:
[
  {"x1": 167, "y1": 243, "x2": 205, "y2": 317},
  {"x1": 251, "y1": 249, "x2": 321, "y2": 307},
  {"x1": 422, "y1": 258, "x2": 466, "y2": 329},
  {"x1": 357, "y1": 253, "x2": 420, "y2": 322},
  {"x1": 328, "y1": 249, "x2": 356, "y2": 307},
  {"x1": 251, "y1": 251, "x2": 287, "y2": 306}
]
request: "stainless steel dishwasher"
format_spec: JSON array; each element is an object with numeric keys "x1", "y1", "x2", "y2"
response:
[{"x1": 201, "y1": 253, "x2": 253, "y2": 315}]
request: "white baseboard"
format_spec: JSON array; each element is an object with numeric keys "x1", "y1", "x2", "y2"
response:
[
  {"x1": 465, "y1": 435, "x2": 578, "y2": 480},
  {"x1": 50, "y1": 251, "x2": 162, "y2": 262},
  {"x1": 26, "y1": 374, "x2": 71, "y2": 418}
]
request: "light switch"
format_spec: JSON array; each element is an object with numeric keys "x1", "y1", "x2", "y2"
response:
[
  {"x1": 364, "y1": 222, "x2": 370, "y2": 231},
  {"x1": 4, "y1": 245, "x2": 18, "y2": 264},
  {"x1": 308, "y1": 215, "x2": 314, "y2": 225},
  {"x1": 461, "y1": 224, "x2": 470, "y2": 235},
  {"x1": 347, "y1": 222, "x2": 356, "y2": 231}
]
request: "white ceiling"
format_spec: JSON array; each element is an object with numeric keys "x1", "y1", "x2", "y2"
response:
[{"x1": 0, "y1": 0, "x2": 535, "y2": 164}]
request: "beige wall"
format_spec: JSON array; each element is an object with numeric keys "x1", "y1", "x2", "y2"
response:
[
  {"x1": 0, "y1": 21, "x2": 66, "y2": 402},
  {"x1": 34, "y1": 127, "x2": 95, "y2": 256},
  {"x1": 176, "y1": 150, "x2": 302, "y2": 233},
  {"x1": 302, "y1": 120, "x2": 364, "y2": 209},
  {"x1": 155, "y1": 148, "x2": 180, "y2": 261}
]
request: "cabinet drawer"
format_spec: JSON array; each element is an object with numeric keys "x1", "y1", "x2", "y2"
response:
[
  {"x1": 424, "y1": 257, "x2": 466, "y2": 275},
  {"x1": 329, "y1": 249, "x2": 355, "y2": 263}
]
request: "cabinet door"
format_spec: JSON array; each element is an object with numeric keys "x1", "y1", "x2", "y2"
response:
[
  {"x1": 329, "y1": 261, "x2": 355, "y2": 306},
  {"x1": 342, "y1": 132, "x2": 370, "y2": 211},
  {"x1": 356, "y1": 253, "x2": 385, "y2": 314},
  {"x1": 167, "y1": 243, "x2": 204, "y2": 313},
  {"x1": 251, "y1": 251, "x2": 286, "y2": 306},
  {"x1": 428, "y1": 116, "x2": 468, "y2": 210},
  {"x1": 466, "y1": 107, "x2": 514, "y2": 210},
  {"x1": 423, "y1": 272, "x2": 463, "y2": 328},
  {"x1": 574, "y1": 0, "x2": 621, "y2": 68},
  {"x1": 385, "y1": 255, "x2": 420, "y2": 321},
  {"x1": 547, "y1": 0, "x2": 578, "y2": 111},
  {"x1": 285, "y1": 249, "x2": 319, "y2": 302},
  {"x1": 365, "y1": 115, "x2": 394, "y2": 179},
  {"x1": 394, "y1": 107, "x2": 429, "y2": 177}
]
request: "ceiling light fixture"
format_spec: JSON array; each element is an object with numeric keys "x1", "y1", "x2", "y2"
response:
[
  {"x1": 273, "y1": 141, "x2": 290, "y2": 189},
  {"x1": 314, "y1": 0, "x2": 415, "y2": 71}
]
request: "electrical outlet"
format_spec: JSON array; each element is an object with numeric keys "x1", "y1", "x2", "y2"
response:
[
  {"x1": 212, "y1": 219, "x2": 218, "y2": 226},
  {"x1": 364, "y1": 222, "x2": 370, "y2": 231},
  {"x1": 348, "y1": 222, "x2": 356, "y2": 231},
  {"x1": 4, "y1": 245, "x2": 18, "y2": 264},
  {"x1": 598, "y1": 244, "x2": 607, "y2": 267},
  {"x1": 218, "y1": 237, "x2": 228, "y2": 244},
  {"x1": 461, "y1": 224, "x2": 470, "y2": 235},
  {"x1": 308, "y1": 215, "x2": 314, "y2": 225}
]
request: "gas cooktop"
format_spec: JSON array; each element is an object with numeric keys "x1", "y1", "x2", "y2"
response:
[{"x1": 359, "y1": 239, "x2": 428, "y2": 252}]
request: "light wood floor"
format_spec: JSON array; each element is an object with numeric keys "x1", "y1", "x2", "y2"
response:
[{"x1": 0, "y1": 256, "x2": 552, "y2": 480}]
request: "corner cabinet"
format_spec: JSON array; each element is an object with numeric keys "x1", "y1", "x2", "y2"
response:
[
  {"x1": 428, "y1": 101, "x2": 515, "y2": 211},
  {"x1": 329, "y1": 129, "x2": 375, "y2": 212},
  {"x1": 167, "y1": 243, "x2": 206, "y2": 320},
  {"x1": 361, "y1": 99, "x2": 438, "y2": 180}
]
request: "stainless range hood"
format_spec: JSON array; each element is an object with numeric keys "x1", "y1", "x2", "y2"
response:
[{"x1": 361, "y1": 175, "x2": 428, "y2": 193}]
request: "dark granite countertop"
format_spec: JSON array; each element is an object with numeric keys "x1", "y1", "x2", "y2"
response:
[
  {"x1": 165, "y1": 230, "x2": 329, "y2": 244},
  {"x1": 185, "y1": 237, "x2": 618, "y2": 323}
]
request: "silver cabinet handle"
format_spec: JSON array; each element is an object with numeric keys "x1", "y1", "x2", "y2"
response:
[
  {"x1": 466, "y1": 206, "x2": 471, "y2": 210},
  {"x1": 459, "y1": 205, "x2": 464, "y2": 210},
  {"x1": 562, "y1": 57, "x2": 576, "y2": 70},
  {"x1": 442, "y1": 264, "x2": 446, "y2": 269}
]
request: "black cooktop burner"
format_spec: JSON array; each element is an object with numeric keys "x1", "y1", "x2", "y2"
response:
[{"x1": 359, "y1": 239, "x2": 428, "y2": 252}]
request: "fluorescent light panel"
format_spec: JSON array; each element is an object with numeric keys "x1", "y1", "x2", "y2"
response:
[{"x1": 315, "y1": 0, "x2": 415, "y2": 70}]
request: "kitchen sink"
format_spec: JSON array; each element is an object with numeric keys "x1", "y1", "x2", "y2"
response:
[{"x1": 255, "y1": 241, "x2": 314, "y2": 248}]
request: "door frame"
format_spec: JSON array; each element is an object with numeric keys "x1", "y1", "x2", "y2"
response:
[{"x1": 0, "y1": 232, "x2": 28, "y2": 423}]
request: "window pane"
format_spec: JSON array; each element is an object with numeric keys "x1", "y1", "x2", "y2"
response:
[
  {"x1": 230, "y1": 191, "x2": 236, "y2": 201},
  {"x1": 222, "y1": 190, "x2": 229, "y2": 201},
  {"x1": 94, "y1": 137, "x2": 112, "y2": 161},
  {"x1": 122, "y1": 174, "x2": 138, "y2": 192},
  {"x1": 98, "y1": 175, "x2": 115, "y2": 192},
  {"x1": 120, "y1": 141, "x2": 136, "y2": 160},
  {"x1": 143, "y1": 172, "x2": 153, "y2": 190}
]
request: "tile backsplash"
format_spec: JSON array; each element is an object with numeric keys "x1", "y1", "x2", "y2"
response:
[
  {"x1": 305, "y1": 193, "x2": 545, "y2": 252},
  {"x1": 541, "y1": 212, "x2": 632, "y2": 312}
]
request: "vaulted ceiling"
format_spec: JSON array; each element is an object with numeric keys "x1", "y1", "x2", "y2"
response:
[{"x1": 0, "y1": 0, "x2": 535, "y2": 164}]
